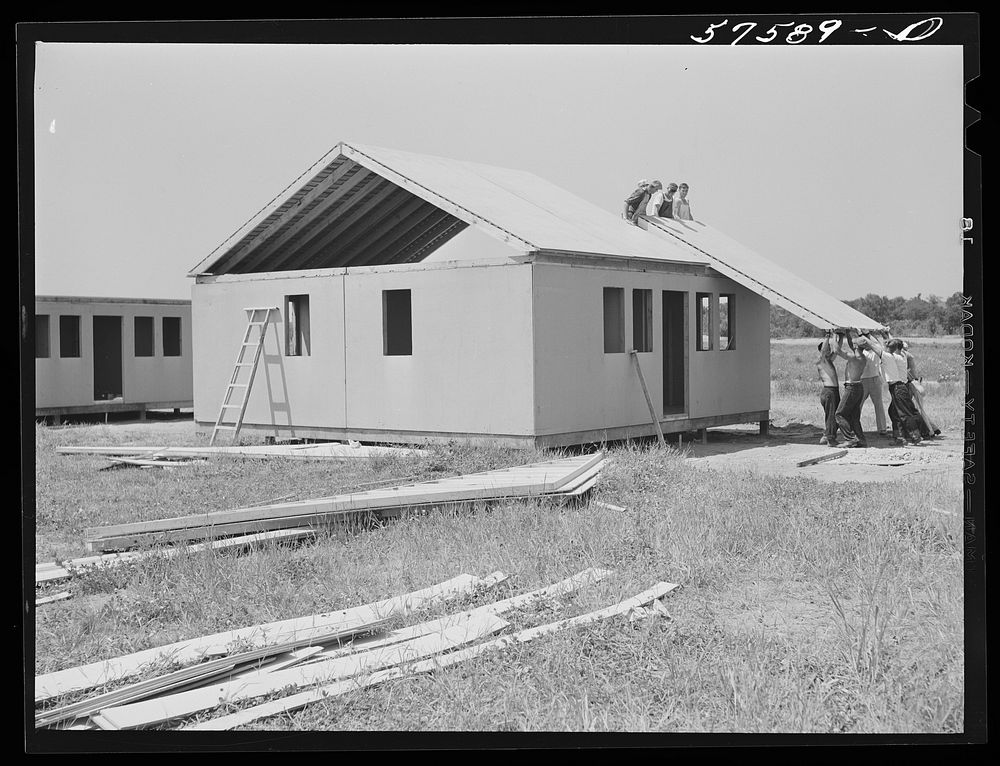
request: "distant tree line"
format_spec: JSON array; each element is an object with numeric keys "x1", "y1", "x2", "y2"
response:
[{"x1": 770, "y1": 292, "x2": 967, "y2": 338}]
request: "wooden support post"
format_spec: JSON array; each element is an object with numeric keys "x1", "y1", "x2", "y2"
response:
[
  {"x1": 759, "y1": 419, "x2": 769, "y2": 436},
  {"x1": 629, "y1": 350, "x2": 666, "y2": 448},
  {"x1": 701, "y1": 428, "x2": 708, "y2": 445},
  {"x1": 138, "y1": 407, "x2": 147, "y2": 422},
  {"x1": 52, "y1": 414, "x2": 61, "y2": 426}
]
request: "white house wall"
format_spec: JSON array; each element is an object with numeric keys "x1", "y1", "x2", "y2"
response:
[
  {"x1": 343, "y1": 261, "x2": 535, "y2": 437},
  {"x1": 530, "y1": 262, "x2": 770, "y2": 436},
  {"x1": 35, "y1": 298, "x2": 193, "y2": 410},
  {"x1": 191, "y1": 273, "x2": 347, "y2": 436},
  {"x1": 192, "y1": 261, "x2": 536, "y2": 440}
]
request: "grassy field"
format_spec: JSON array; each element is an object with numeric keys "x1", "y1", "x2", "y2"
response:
[{"x1": 31, "y1": 340, "x2": 966, "y2": 734}]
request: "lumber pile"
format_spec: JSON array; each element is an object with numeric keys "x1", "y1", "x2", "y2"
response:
[
  {"x1": 33, "y1": 568, "x2": 678, "y2": 731},
  {"x1": 84, "y1": 452, "x2": 605, "y2": 553}
]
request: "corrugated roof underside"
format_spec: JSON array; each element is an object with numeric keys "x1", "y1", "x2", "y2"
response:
[{"x1": 195, "y1": 157, "x2": 469, "y2": 275}]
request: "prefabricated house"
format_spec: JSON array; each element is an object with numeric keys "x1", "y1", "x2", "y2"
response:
[
  {"x1": 35, "y1": 296, "x2": 194, "y2": 423},
  {"x1": 189, "y1": 142, "x2": 881, "y2": 448}
]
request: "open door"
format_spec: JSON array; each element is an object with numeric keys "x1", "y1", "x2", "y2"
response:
[
  {"x1": 662, "y1": 291, "x2": 686, "y2": 416},
  {"x1": 93, "y1": 315, "x2": 123, "y2": 400}
]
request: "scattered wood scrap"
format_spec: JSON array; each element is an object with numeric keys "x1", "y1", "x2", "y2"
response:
[
  {"x1": 35, "y1": 567, "x2": 675, "y2": 731},
  {"x1": 35, "y1": 572, "x2": 504, "y2": 703},
  {"x1": 185, "y1": 578, "x2": 678, "y2": 731},
  {"x1": 91, "y1": 613, "x2": 510, "y2": 730},
  {"x1": 795, "y1": 449, "x2": 849, "y2": 468},
  {"x1": 84, "y1": 453, "x2": 605, "y2": 553}
]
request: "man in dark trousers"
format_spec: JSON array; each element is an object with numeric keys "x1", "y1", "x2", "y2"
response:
[
  {"x1": 816, "y1": 332, "x2": 842, "y2": 445},
  {"x1": 834, "y1": 331, "x2": 880, "y2": 448},
  {"x1": 880, "y1": 337, "x2": 924, "y2": 445}
]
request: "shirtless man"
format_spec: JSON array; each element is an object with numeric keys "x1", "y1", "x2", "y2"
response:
[
  {"x1": 816, "y1": 332, "x2": 842, "y2": 445},
  {"x1": 834, "y1": 330, "x2": 880, "y2": 448}
]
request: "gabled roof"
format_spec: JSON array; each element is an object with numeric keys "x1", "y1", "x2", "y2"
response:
[
  {"x1": 189, "y1": 141, "x2": 881, "y2": 332},
  {"x1": 188, "y1": 141, "x2": 707, "y2": 277}
]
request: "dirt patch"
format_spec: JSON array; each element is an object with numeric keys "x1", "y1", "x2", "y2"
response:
[{"x1": 684, "y1": 425, "x2": 962, "y2": 486}]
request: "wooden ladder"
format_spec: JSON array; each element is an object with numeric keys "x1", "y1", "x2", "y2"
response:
[{"x1": 210, "y1": 307, "x2": 277, "y2": 446}]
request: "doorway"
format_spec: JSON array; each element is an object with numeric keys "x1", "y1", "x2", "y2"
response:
[
  {"x1": 93, "y1": 315, "x2": 123, "y2": 400},
  {"x1": 662, "y1": 291, "x2": 686, "y2": 415}
]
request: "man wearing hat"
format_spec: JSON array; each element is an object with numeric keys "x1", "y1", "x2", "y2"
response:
[{"x1": 623, "y1": 180, "x2": 652, "y2": 225}]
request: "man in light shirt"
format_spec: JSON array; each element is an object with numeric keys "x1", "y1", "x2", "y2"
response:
[
  {"x1": 833, "y1": 331, "x2": 878, "y2": 448},
  {"x1": 881, "y1": 337, "x2": 923, "y2": 445},
  {"x1": 859, "y1": 346, "x2": 889, "y2": 437},
  {"x1": 644, "y1": 181, "x2": 665, "y2": 217}
]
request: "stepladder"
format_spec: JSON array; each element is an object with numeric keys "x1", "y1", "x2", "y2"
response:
[{"x1": 210, "y1": 307, "x2": 277, "y2": 446}]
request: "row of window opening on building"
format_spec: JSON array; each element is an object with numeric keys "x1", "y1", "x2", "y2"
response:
[
  {"x1": 284, "y1": 290, "x2": 412, "y2": 359},
  {"x1": 35, "y1": 315, "x2": 183, "y2": 359},
  {"x1": 602, "y1": 288, "x2": 735, "y2": 354},
  {"x1": 285, "y1": 288, "x2": 733, "y2": 360}
]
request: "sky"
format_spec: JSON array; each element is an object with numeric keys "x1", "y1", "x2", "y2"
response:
[{"x1": 31, "y1": 41, "x2": 966, "y2": 302}]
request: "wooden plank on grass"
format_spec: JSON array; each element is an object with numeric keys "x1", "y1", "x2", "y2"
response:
[
  {"x1": 91, "y1": 612, "x2": 508, "y2": 730},
  {"x1": 84, "y1": 454, "x2": 603, "y2": 545},
  {"x1": 186, "y1": 579, "x2": 678, "y2": 731},
  {"x1": 294, "y1": 567, "x2": 615, "y2": 665},
  {"x1": 59, "y1": 444, "x2": 428, "y2": 460},
  {"x1": 34, "y1": 572, "x2": 504, "y2": 703},
  {"x1": 38, "y1": 528, "x2": 315, "y2": 585},
  {"x1": 35, "y1": 620, "x2": 383, "y2": 729},
  {"x1": 795, "y1": 449, "x2": 849, "y2": 468},
  {"x1": 35, "y1": 592, "x2": 71, "y2": 606}
]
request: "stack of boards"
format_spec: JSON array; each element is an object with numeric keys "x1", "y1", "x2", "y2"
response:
[
  {"x1": 34, "y1": 568, "x2": 678, "y2": 731},
  {"x1": 83, "y1": 452, "x2": 605, "y2": 553}
]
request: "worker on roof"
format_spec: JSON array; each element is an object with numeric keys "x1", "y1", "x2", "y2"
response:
[
  {"x1": 623, "y1": 180, "x2": 652, "y2": 225},
  {"x1": 672, "y1": 182, "x2": 693, "y2": 221},
  {"x1": 644, "y1": 181, "x2": 665, "y2": 217}
]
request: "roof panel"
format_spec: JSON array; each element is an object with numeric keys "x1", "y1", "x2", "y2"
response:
[
  {"x1": 342, "y1": 142, "x2": 708, "y2": 265},
  {"x1": 641, "y1": 217, "x2": 884, "y2": 331}
]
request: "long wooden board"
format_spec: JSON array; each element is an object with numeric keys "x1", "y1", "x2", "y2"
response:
[
  {"x1": 38, "y1": 528, "x2": 315, "y2": 585},
  {"x1": 57, "y1": 443, "x2": 427, "y2": 460},
  {"x1": 795, "y1": 449, "x2": 849, "y2": 468},
  {"x1": 91, "y1": 613, "x2": 508, "y2": 730},
  {"x1": 85, "y1": 453, "x2": 603, "y2": 545},
  {"x1": 34, "y1": 572, "x2": 503, "y2": 703},
  {"x1": 35, "y1": 620, "x2": 385, "y2": 729},
  {"x1": 293, "y1": 566, "x2": 614, "y2": 666},
  {"x1": 186, "y1": 580, "x2": 678, "y2": 730}
]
